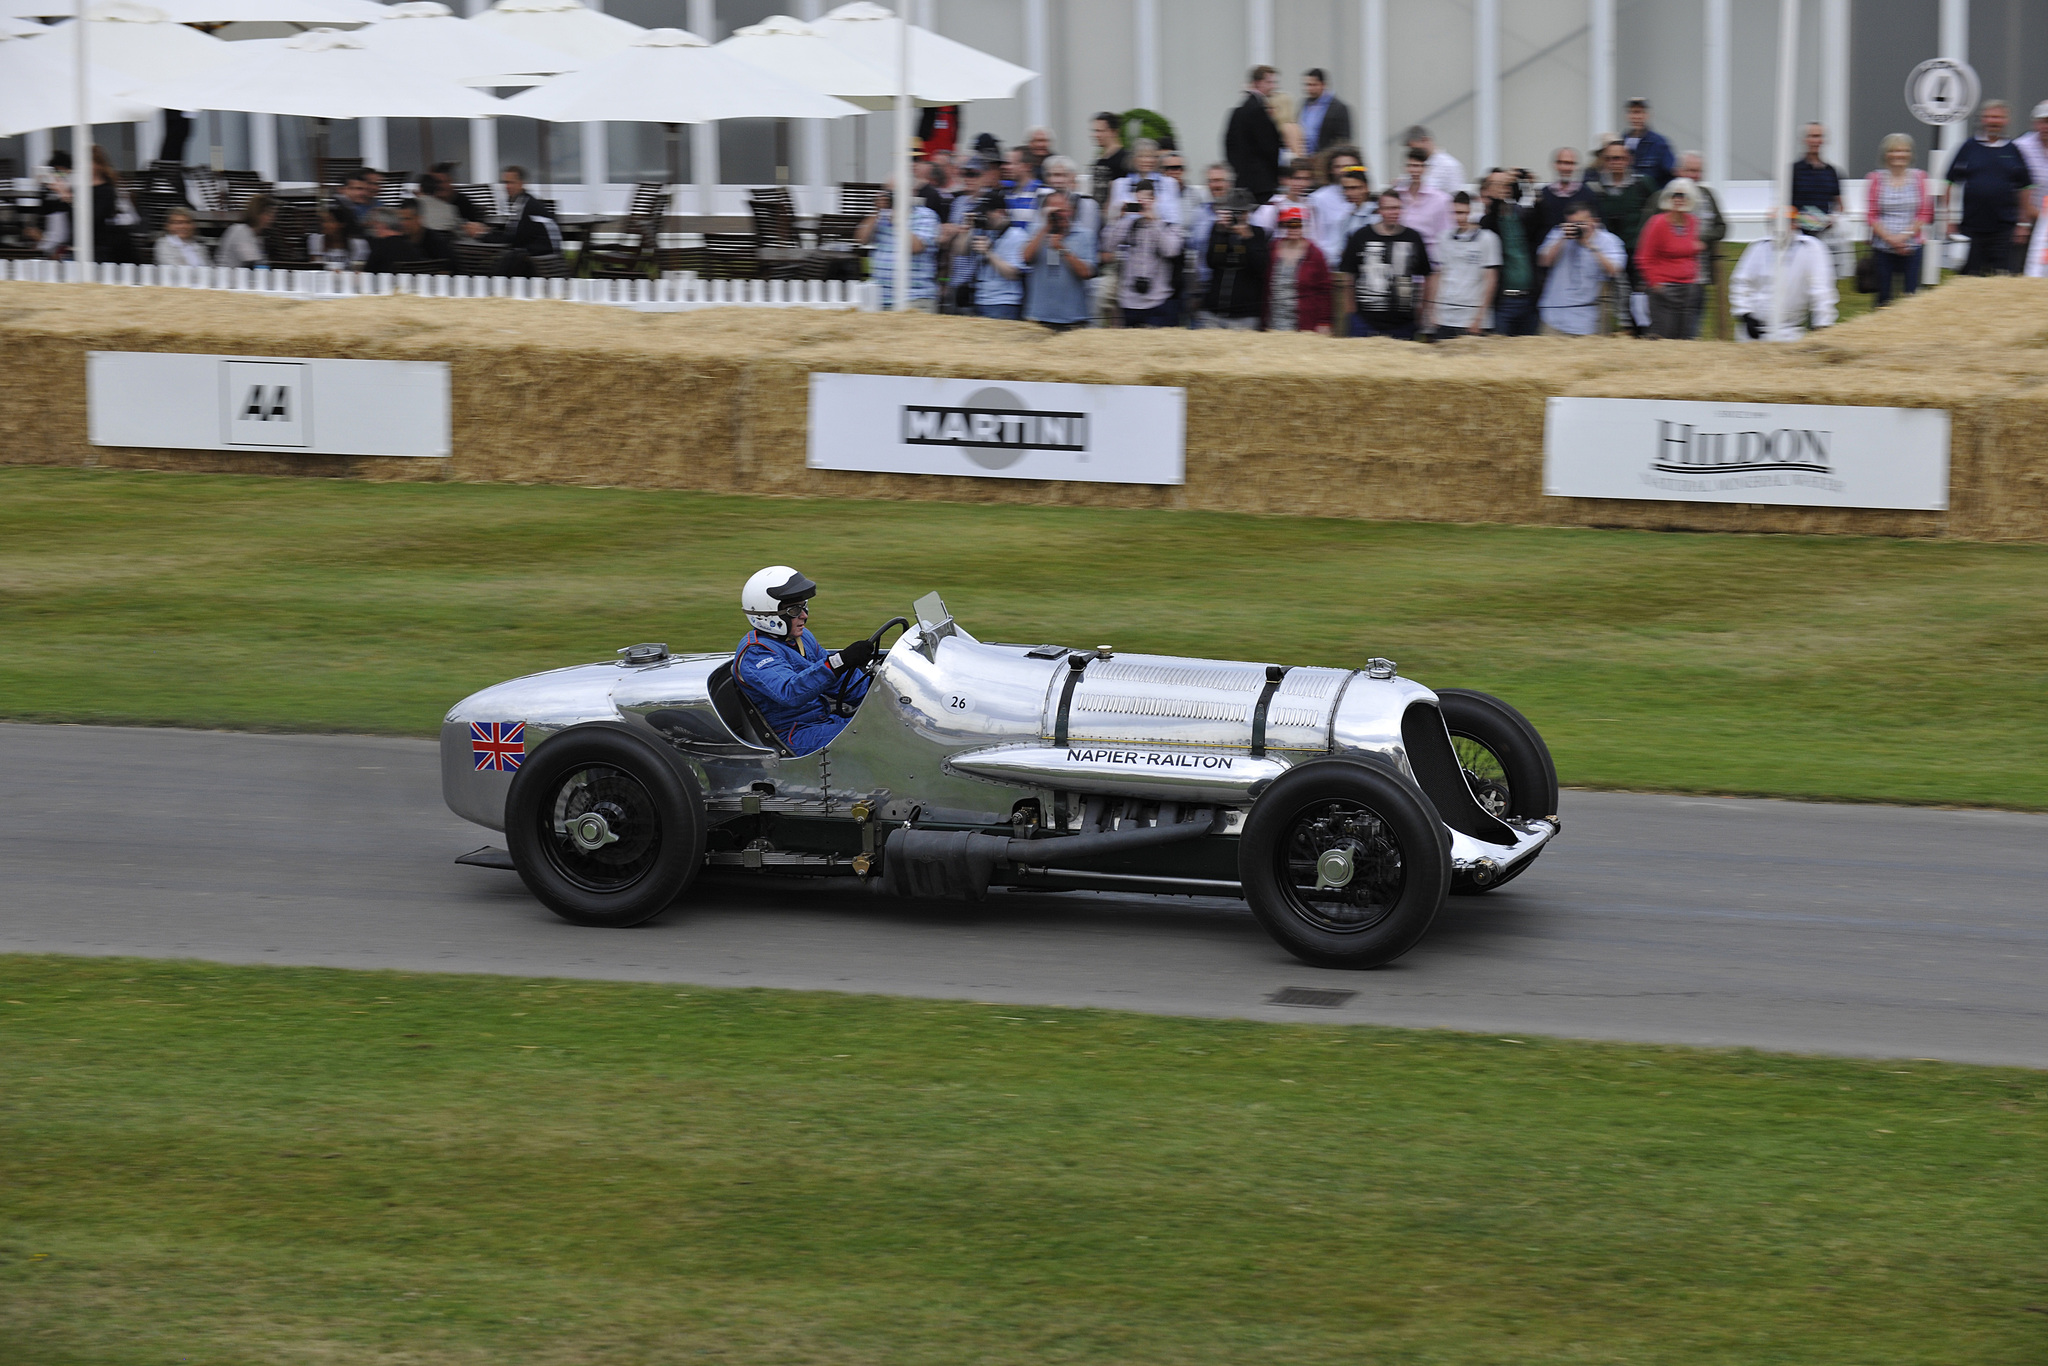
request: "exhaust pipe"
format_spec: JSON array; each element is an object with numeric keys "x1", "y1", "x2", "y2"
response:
[{"x1": 880, "y1": 807, "x2": 1221, "y2": 901}]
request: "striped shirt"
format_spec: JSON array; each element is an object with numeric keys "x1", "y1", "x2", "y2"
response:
[{"x1": 869, "y1": 204, "x2": 941, "y2": 305}]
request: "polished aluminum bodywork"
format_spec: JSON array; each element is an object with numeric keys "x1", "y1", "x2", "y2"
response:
[{"x1": 442, "y1": 598, "x2": 1558, "y2": 883}]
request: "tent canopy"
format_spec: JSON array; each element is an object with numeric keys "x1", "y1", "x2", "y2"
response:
[
  {"x1": 714, "y1": 14, "x2": 899, "y2": 112},
  {"x1": 499, "y1": 26, "x2": 862, "y2": 125},
  {"x1": 122, "y1": 24, "x2": 505, "y2": 120},
  {"x1": 813, "y1": 1, "x2": 1033, "y2": 105},
  {"x1": 353, "y1": 1, "x2": 571, "y2": 87},
  {"x1": 469, "y1": 0, "x2": 642, "y2": 64},
  {"x1": 0, "y1": 27, "x2": 152, "y2": 136}
]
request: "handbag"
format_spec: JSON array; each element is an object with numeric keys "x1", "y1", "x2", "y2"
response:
[{"x1": 1853, "y1": 248, "x2": 1878, "y2": 294}]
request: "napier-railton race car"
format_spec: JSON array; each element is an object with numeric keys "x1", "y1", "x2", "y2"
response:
[{"x1": 443, "y1": 594, "x2": 1560, "y2": 967}]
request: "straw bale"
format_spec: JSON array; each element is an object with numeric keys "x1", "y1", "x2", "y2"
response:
[{"x1": 3, "y1": 276, "x2": 2047, "y2": 540}]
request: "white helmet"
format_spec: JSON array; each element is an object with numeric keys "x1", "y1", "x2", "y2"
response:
[{"x1": 741, "y1": 565, "x2": 817, "y2": 638}]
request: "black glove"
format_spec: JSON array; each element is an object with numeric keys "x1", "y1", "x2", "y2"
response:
[
  {"x1": 832, "y1": 637, "x2": 877, "y2": 672},
  {"x1": 1741, "y1": 313, "x2": 1763, "y2": 340}
]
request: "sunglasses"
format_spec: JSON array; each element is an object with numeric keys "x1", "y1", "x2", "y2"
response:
[{"x1": 1163, "y1": 163, "x2": 1184, "y2": 171}]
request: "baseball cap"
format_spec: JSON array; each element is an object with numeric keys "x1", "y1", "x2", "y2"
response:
[
  {"x1": 2033, "y1": 100, "x2": 2048, "y2": 120},
  {"x1": 1277, "y1": 205, "x2": 1305, "y2": 226}
]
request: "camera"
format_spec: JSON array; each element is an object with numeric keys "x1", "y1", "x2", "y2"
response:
[
  {"x1": 1565, "y1": 222, "x2": 1584, "y2": 240},
  {"x1": 1047, "y1": 208, "x2": 1070, "y2": 234},
  {"x1": 1131, "y1": 275, "x2": 1152, "y2": 296},
  {"x1": 967, "y1": 211, "x2": 987, "y2": 231}
]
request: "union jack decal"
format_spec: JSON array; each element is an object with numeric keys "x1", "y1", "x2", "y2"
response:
[{"x1": 471, "y1": 721, "x2": 524, "y2": 772}]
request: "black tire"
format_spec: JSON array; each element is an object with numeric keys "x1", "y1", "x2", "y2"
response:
[
  {"x1": 1238, "y1": 757, "x2": 1452, "y2": 969},
  {"x1": 1436, "y1": 689, "x2": 1558, "y2": 894},
  {"x1": 505, "y1": 727, "x2": 706, "y2": 928}
]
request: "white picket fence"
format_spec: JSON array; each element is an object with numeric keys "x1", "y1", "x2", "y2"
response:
[{"x1": 0, "y1": 258, "x2": 879, "y2": 312}]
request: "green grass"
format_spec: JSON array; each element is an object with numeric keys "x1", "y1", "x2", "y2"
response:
[
  {"x1": 5, "y1": 467, "x2": 2048, "y2": 806},
  {"x1": 2, "y1": 956, "x2": 2042, "y2": 1365}
]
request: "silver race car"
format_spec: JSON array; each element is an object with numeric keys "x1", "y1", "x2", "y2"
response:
[{"x1": 443, "y1": 593, "x2": 1559, "y2": 968}]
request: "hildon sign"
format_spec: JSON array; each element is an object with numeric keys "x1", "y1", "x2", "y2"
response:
[{"x1": 1544, "y1": 397, "x2": 1949, "y2": 510}]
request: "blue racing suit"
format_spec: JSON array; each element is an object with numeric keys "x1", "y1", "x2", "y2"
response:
[{"x1": 734, "y1": 627, "x2": 871, "y2": 755}]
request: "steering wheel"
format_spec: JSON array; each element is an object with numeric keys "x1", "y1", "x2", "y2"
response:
[{"x1": 828, "y1": 617, "x2": 910, "y2": 716}]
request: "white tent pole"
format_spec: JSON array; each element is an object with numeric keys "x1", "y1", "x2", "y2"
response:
[
  {"x1": 688, "y1": 0, "x2": 717, "y2": 214},
  {"x1": 1929, "y1": 0, "x2": 1968, "y2": 287},
  {"x1": 891, "y1": 6, "x2": 910, "y2": 312},
  {"x1": 1587, "y1": 0, "x2": 1615, "y2": 147},
  {"x1": 1474, "y1": 0, "x2": 1499, "y2": 175},
  {"x1": 1134, "y1": 0, "x2": 1159, "y2": 112},
  {"x1": 1818, "y1": 0, "x2": 1847, "y2": 172},
  {"x1": 1023, "y1": 0, "x2": 1047, "y2": 134},
  {"x1": 1769, "y1": 0, "x2": 1800, "y2": 337},
  {"x1": 73, "y1": 3, "x2": 94, "y2": 274},
  {"x1": 799, "y1": 0, "x2": 827, "y2": 214},
  {"x1": 1360, "y1": 0, "x2": 1385, "y2": 184},
  {"x1": 253, "y1": 114, "x2": 278, "y2": 181},
  {"x1": 1703, "y1": 0, "x2": 1730, "y2": 188}
]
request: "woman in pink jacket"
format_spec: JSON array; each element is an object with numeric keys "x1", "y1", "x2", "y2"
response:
[{"x1": 1867, "y1": 132, "x2": 1934, "y2": 306}]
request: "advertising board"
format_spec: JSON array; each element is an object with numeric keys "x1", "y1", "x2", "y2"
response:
[
  {"x1": 807, "y1": 372, "x2": 1185, "y2": 485},
  {"x1": 87, "y1": 352, "x2": 452, "y2": 458},
  {"x1": 1544, "y1": 397, "x2": 1949, "y2": 510}
]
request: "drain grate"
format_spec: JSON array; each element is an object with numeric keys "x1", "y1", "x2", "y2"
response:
[{"x1": 1268, "y1": 986, "x2": 1357, "y2": 1009}]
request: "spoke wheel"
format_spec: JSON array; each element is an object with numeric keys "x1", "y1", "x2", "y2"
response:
[
  {"x1": 1276, "y1": 798, "x2": 1406, "y2": 935},
  {"x1": 1239, "y1": 758, "x2": 1451, "y2": 969},
  {"x1": 1436, "y1": 689, "x2": 1561, "y2": 896},
  {"x1": 505, "y1": 728, "x2": 705, "y2": 929},
  {"x1": 542, "y1": 764, "x2": 662, "y2": 894},
  {"x1": 1451, "y1": 735, "x2": 1514, "y2": 818}
]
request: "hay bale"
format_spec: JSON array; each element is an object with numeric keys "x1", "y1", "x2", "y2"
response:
[{"x1": 3, "y1": 276, "x2": 2046, "y2": 540}]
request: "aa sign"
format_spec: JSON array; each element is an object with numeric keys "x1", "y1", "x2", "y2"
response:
[
  {"x1": 87, "y1": 352, "x2": 451, "y2": 458},
  {"x1": 225, "y1": 361, "x2": 308, "y2": 446}
]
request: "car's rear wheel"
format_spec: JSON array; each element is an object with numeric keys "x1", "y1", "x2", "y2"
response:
[
  {"x1": 506, "y1": 727, "x2": 705, "y2": 928},
  {"x1": 1238, "y1": 758, "x2": 1451, "y2": 968},
  {"x1": 1436, "y1": 689, "x2": 1558, "y2": 893}
]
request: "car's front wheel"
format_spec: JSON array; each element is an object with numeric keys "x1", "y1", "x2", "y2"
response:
[
  {"x1": 1238, "y1": 758, "x2": 1452, "y2": 968},
  {"x1": 506, "y1": 727, "x2": 705, "y2": 928},
  {"x1": 1436, "y1": 689, "x2": 1557, "y2": 894}
]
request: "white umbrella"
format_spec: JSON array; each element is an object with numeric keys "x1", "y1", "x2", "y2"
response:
[
  {"x1": 354, "y1": 1, "x2": 571, "y2": 86},
  {"x1": 469, "y1": 0, "x2": 641, "y2": 64},
  {"x1": 812, "y1": 0, "x2": 1031, "y2": 104},
  {"x1": 713, "y1": 13, "x2": 895, "y2": 111},
  {"x1": 123, "y1": 25, "x2": 503, "y2": 117},
  {"x1": 501, "y1": 27, "x2": 859, "y2": 192},
  {"x1": 23, "y1": 4, "x2": 235, "y2": 84},
  {"x1": 502, "y1": 27, "x2": 863, "y2": 125},
  {"x1": 812, "y1": 3, "x2": 1035, "y2": 311},
  {"x1": 0, "y1": 27, "x2": 152, "y2": 135},
  {"x1": 6, "y1": 0, "x2": 369, "y2": 19}
]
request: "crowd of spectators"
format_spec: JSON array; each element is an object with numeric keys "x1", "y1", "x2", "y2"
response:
[
  {"x1": 875, "y1": 72, "x2": 2046, "y2": 342},
  {"x1": 20, "y1": 78, "x2": 2044, "y2": 336},
  {"x1": 20, "y1": 153, "x2": 562, "y2": 278}
]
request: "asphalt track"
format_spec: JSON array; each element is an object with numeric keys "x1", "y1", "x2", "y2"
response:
[{"x1": 3, "y1": 723, "x2": 2043, "y2": 1068}]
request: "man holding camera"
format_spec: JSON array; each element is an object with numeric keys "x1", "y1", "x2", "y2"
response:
[
  {"x1": 1103, "y1": 179, "x2": 1187, "y2": 327},
  {"x1": 959, "y1": 192, "x2": 1030, "y2": 320},
  {"x1": 853, "y1": 181, "x2": 940, "y2": 312},
  {"x1": 1535, "y1": 203, "x2": 1627, "y2": 335},
  {"x1": 1202, "y1": 187, "x2": 1269, "y2": 330},
  {"x1": 1023, "y1": 190, "x2": 1097, "y2": 330}
]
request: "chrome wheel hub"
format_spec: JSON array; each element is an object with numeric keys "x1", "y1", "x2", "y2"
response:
[
  {"x1": 1315, "y1": 847, "x2": 1355, "y2": 890},
  {"x1": 567, "y1": 809, "x2": 620, "y2": 852}
]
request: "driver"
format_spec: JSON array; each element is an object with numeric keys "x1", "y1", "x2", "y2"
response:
[{"x1": 734, "y1": 566, "x2": 876, "y2": 755}]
